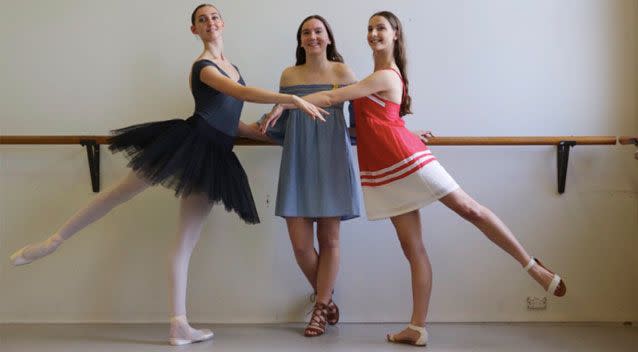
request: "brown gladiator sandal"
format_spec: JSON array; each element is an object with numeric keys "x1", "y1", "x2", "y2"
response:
[
  {"x1": 310, "y1": 291, "x2": 339, "y2": 325},
  {"x1": 327, "y1": 299, "x2": 339, "y2": 325},
  {"x1": 304, "y1": 303, "x2": 328, "y2": 337}
]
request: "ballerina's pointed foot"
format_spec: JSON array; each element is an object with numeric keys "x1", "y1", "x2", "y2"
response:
[
  {"x1": 168, "y1": 329, "x2": 214, "y2": 346},
  {"x1": 168, "y1": 315, "x2": 214, "y2": 346},
  {"x1": 10, "y1": 235, "x2": 64, "y2": 266}
]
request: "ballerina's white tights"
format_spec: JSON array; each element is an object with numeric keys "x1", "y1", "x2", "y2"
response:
[{"x1": 10, "y1": 171, "x2": 213, "y2": 341}]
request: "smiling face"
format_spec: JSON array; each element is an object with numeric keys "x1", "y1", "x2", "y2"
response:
[
  {"x1": 295, "y1": 15, "x2": 343, "y2": 65},
  {"x1": 367, "y1": 15, "x2": 397, "y2": 53},
  {"x1": 300, "y1": 18, "x2": 331, "y2": 56},
  {"x1": 190, "y1": 5, "x2": 224, "y2": 41}
]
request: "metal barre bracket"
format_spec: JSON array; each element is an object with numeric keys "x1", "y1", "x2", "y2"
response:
[
  {"x1": 557, "y1": 141, "x2": 576, "y2": 194},
  {"x1": 79, "y1": 140, "x2": 100, "y2": 193}
]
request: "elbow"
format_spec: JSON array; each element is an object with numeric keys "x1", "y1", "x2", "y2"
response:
[{"x1": 237, "y1": 88, "x2": 250, "y2": 102}]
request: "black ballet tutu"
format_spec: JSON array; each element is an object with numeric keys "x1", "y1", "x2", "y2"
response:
[{"x1": 108, "y1": 115, "x2": 260, "y2": 224}]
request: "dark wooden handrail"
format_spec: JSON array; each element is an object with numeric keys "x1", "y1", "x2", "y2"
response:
[{"x1": 0, "y1": 135, "x2": 618, "y2": 146}]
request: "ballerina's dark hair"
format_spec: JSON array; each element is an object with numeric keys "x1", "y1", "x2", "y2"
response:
[{"x1": 191, "y1": 4, "x2": 220, "y2": 25}]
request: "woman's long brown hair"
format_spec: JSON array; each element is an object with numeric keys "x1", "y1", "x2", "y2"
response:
[{"x1": 371, "y1": 11, "x2": 412, "y2": 116}]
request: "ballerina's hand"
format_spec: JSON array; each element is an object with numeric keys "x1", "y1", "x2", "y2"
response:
[
  {"x1": 413, "y1": 130, "x2": 434, "y2": 144},
  {"x1": 291, "y1": 95, "x2": 329, "y2": 122},
  {"x1": 260, "y1": 104, "x2": 285, "y2": 134}
]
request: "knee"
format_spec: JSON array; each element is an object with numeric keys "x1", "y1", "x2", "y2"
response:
[
  {"x1": 457, "y1": 202, "x2": 487, "y2": 223},
  {"x1": 291, "y1": 243, "x2": 315, "y2": 259},
  {"x1": 317, "y1": 222, "x2": 340, "y2": 251},
  {"x1": 400, "y1": 241, "x2": 426, "y2": 262},
  {"x1": 318, "y1": 236, "x2": 340, "y2": 251}
]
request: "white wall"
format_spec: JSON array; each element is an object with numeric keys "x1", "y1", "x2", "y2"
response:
[{"x1": 1, "y1": 0, "x2": 636, "y2": 323}]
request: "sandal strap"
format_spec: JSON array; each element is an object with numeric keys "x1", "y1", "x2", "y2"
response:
[
  {"x1": 326, "y1": 299, "x2": 339, "y2": 325},
  {"x1": 527, "y1": 257, "x2": 565, "y2": 296},
  {"x1": 305, "y1": 325, "x2": 324, "y2": 334},
  {"x1": 407, "y1": 324, "x2": 426, "y2": 334},
  {"x1": 309, "y1": 304, "x2": 328, "y2": 326},
  {"x1": 388, "y1": 324, "x2": 428, "y2": 346},
  {"x1": 310, "y1": 313, "x2": 326, "y2": 325},
  {"x1": 523, "y1": 257, "x2": 536, "y2": 272},
  {"x1": 327, "y1": 300, "x2": 337, "y2": 312},
  {"x1": 305, "y1": 303, "x2": 328, "y2": 335},
  {"x1": 547, "y1": 274, "x2": 562, "y2": 294},
  {"x1": 307, "y1": 318, "x2": 325, "y2": 330},
  {"x1": 407, "y1": 324, "x2": 428, "y2": 345}
]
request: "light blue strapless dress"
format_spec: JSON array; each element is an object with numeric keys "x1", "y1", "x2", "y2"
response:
[{"x1": 265, "y1": 84, "x2": 362, "y2": 220}]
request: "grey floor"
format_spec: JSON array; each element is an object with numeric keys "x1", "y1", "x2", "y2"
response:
[{"x1": 1, "y1": 322, "x2": 636, "y2": 351}]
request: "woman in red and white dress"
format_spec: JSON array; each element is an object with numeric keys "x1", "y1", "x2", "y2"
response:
[{"x1": 262, "y1": 10, "x2": 566, "y2": 347}]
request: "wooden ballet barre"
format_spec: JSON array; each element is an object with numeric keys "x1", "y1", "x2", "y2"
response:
[
  {"x1": 420, "y1": 136, "x2": 617, "y2": 146},
  {"x1": 0, "y1": 135, "x2": 112, "y2": 145},
  {"x1": 618, "y1": 136, "x2": 638, "y2": 145},
  {"x1": 0, "y1": 135, "x2": 618, "y2": 146},
  {"x1": 0, "y1": 135, "x2": 619, "y2": 194}
]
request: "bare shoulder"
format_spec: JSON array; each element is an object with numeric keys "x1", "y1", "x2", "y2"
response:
[
  {"x1": 280, "y1": 66, "x2": 300, "y2": 86},
  {"x1": 332, "y1": 62, "x2": 356, "y2": 83},
  {"x1": 370, "y1": 69, "x2": 401, "y2": 82}
]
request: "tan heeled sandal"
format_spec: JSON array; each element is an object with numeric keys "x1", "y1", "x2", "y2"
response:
[
  {"x1": 387, "y1": 324, "x2": 428, "y2": 347},
  {"x1": 524, "y1": 257, "x2": 567, "y2": 297}
]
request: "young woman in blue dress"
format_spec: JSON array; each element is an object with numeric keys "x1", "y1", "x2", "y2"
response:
[{"x1": 259, "y1": 15, "x2": 362, "y2": 337}]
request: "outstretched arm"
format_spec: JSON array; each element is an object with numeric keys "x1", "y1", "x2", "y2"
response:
[
  {"x1": 199, "y1": 66, "x2": 328, "y2": 121},
  {"x1": 261, "y1": 70, "x2": 395, "y2": 130},
  {"x1": 302, "y1": 70, "x2": 395, "y2": 107}
]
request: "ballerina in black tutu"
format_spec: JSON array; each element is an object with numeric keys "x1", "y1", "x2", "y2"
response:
[{"x1": 9, "y1": 3, "x2": 327, "y2": 346}]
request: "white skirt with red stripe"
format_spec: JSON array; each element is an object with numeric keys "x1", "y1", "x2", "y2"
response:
[{"x1": 360, "y1": 153, "x2": 459, "y2": 220}]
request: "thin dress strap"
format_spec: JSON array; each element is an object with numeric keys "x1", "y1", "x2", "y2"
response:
[
  {"x1": 384, "y1": 68, "x2": 406, "y2": 100},
  {"x1": 388, "y1": 68, "x2": 403, "y2": 81}
]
